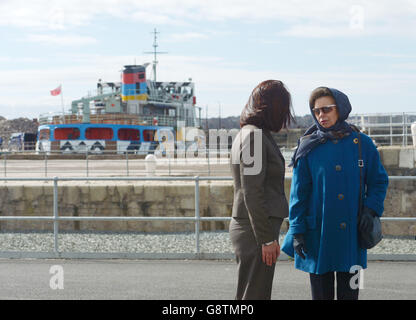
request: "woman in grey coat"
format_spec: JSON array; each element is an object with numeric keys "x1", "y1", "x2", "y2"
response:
[{"x1": 229, "y1": 80, "x2": 294, "y2": 300}]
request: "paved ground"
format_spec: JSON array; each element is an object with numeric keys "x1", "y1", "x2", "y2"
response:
[{"x1": 0, "y1": 259, "x2": 414, "y2": 300}]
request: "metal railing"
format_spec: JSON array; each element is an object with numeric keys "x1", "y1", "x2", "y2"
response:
[
  {"x1": 349, "y1": 112, "x2": 416, "y2": 146},
  {"x1": 0, "y1": 175, "x2": 415, "y2": 260},
  {"x1": 0, "y1": 149, "x2": 297, "y2": 177},
  {"x1": 0, "y1": 176, "x2": 231, "y2": 259},
  {"x1": 0, "y1": 151, "x2": 234, "y2": 177}
]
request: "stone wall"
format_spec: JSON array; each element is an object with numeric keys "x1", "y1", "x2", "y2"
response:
[
  {"x1": 0, "y1": 182, "x2": 235, "y2": 233},
  {"x1": 0, "y1": 176, "x2": 414, "y2": 236},
  {"x1": 383, "y1": 178, "x2": 416, "y2": 236},
  {"x1": 379, "y1": 147, "x2": 416, "y2": 176}
]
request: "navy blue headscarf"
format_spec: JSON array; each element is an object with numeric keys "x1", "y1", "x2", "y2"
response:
[{"x1": 290, "y1": 88, "x2": 353, "y2": 168}]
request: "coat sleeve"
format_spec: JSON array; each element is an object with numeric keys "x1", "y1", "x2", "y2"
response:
[
  {"x1": 288, "y1": 156, "x2": 312, "y2": 234},
  {"x1": 363, "y1": 136, "x2": 389, "y2": 216},
  {"x1": 239, "y1": 129, "x2": 274, "y2": 245}
]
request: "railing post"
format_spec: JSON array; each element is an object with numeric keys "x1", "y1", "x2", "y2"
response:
[
  {"x1": 207, "y1": 149, "x2": 211, "y2": 176},
  {"x1": 126, "y1": 151, "x2": 129, "y2": 176},
  {"x1": 194, "y1": 176, "x2": 200, "y2": 256},
  {"x1": 390, "y1": 114, "x2": 393, "y2": 146},
  {"x1": 53, "y1": 176, "x2": 59, "y2": 254},
  {"x1": 403, "y1": 112, "x2": 407, "y2": 146},
  {"x1": 3, "y1": 152, "x2": 6, "y2": 177},
  {"x1": 86, "y1": 150, "x2": 89, "y2": 177},
  {"x1": 168, "y1": 156, "x2": 171, "y2": 175},
  {"x1": 44, "y1": 152, "x2": 48, "y2": 177}
]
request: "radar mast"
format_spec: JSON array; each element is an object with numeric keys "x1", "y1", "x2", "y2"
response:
[{"x1": 144, "y1": 28, "x2": 167, "y2": 82}]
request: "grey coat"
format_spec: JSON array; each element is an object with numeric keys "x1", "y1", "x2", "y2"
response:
[{"x1": 230, "y1": 124, "x2": 289, "y2": 245}]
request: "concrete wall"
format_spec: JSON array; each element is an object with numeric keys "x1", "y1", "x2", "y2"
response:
[
  {"x1": 0, "y1": 176, "x2": 414, "y2": 236},
  {"x1": 379, "y1": 147, "x2": 416, "y2": 176},
  {"x1": 0, "y1": 182, "x2": 235, "y2": 233},
  {"x1": 383, "y1": 178, "x2": 416, "y2": 236}
]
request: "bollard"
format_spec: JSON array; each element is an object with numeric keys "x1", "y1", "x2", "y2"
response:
[
  {"x1": 411, "y1": 122, "x2": 416, "y2": 148},
  {"x1": 145, "y1": 154, "x2": 157, "y2": 176}
]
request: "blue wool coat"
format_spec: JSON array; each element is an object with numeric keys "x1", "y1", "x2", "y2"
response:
[{"x1": 281, "y1": 131, "x2": 389, "y2": 274}]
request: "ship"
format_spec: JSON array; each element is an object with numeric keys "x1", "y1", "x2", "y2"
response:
[{"x1": 36, "y1": 29, "x2": 202, "y2": 155}]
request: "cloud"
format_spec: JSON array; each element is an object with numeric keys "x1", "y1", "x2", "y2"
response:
[
  {"x1": 1, "y1": 52, "x2": 416, "y2": 119},
  {"x1": 1, "y1": 0, "x2": 416, "y2": 37},
  {"x1": 24, "y1": 34, "x2": 98, "y2": 46},
  {"x1": 370, "y1": 53, "x2": 416, "y2": 59},
  {"x1": 165, "y1": 32, "x2": 209, "y2": 42},
  {"x1": 0, "y1": 0, "x2": 90, "y2": 29},
  {"x1": 1, "y1": 0, "x2": 416, "y2": 118},
  {"x1": 129, "y1": 11, "x2": 187, "y2": 26},
  {"x1": 278, "y1": 24, "x2": 366, "y2": 38}
]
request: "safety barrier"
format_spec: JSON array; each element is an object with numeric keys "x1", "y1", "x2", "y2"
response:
[
  {"x1": 0, "y1": 176, "x2": 415, "y2": 260},
  {"x1": 0, "y1": 151, "x2": 235, "y2": 177}
]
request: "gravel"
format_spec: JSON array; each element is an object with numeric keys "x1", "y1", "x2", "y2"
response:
[{"x1": 0, "y1": 231, "x2": 414, "y2": 255}]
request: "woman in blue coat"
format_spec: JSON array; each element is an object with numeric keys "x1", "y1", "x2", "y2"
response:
[{"x1": 281, "y1": 87, "x2": 389, "y2": 300}]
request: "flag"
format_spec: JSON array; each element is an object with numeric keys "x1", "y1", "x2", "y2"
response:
[{"x1": 50, "y1": 85, "x2": 62, "y2": 96}]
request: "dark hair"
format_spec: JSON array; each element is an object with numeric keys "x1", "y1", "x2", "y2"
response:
[
  {"x1": 309, "y1": 87, "x2": 333, "y2": 109},
  {"x1": 240, "y1": 80, "x2": 294, "y2": 132}
]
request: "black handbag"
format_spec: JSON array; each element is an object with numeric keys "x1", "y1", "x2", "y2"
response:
[{"x1": 356, "y1": 132, "x2": 383, "y2": 249}]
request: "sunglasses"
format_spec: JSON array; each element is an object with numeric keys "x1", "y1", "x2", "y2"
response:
[{"x1": 312, "y1": 105, "x2": 337, "y2": 116}]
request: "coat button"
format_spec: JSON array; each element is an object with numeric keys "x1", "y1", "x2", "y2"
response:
[
  {"x1": 335, "y1": 165, "x2": 342, "y2": 171},
  {"x1": 353, "y1": 138, "x2": 359, "y2": 144},
  {"x1": 338, "y1": 194, "x2": 344, "y2": 200},
  {"x1": 340, "y1": 222, "x2": 347, "y2": 230}
]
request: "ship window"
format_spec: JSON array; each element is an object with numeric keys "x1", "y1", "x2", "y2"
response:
[
  {"x1": 85, "y1": 127, "x2": 113, "y2": 140},
  {"x1": 39, "y1": 129, "x2": 50, "y2": 140},
  {"x1": 118, "y1": 128, "x2": 140, "y2": 141},
  {"x1": 54, "y1": 128, "x2": 80, "y2": 140},
  {"x1": 143, "y1": 130, "x2": 156, "y2": 142}
]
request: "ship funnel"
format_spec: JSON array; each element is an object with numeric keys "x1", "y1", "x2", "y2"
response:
[{"x1": 121, "y1": 65, "x2": 148, "y2": 102}]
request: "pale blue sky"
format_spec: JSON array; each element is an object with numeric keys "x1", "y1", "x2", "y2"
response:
[{"x1": 0, "y1": 0, "x2": 415, "y2": 120}]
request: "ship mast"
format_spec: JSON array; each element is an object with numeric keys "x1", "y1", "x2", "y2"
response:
[{"x1": 144, "y1": 28, "x2": 167, "y2": 82}]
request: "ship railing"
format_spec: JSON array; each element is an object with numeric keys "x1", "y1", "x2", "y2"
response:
[
  {"x1": 38, "y1": 112, "x2": 76, "y2": 125},
  {"x1": 138, "y1": 116, "x2": 199, "y2": 127},
  {"x1": 38, "y1": 111, "x2": 199, "y2": 127},
  {"x1": 82, "y1": 89, "x2": 121, "y2": 99},
  {"x1": 139, "y1": 115, "x2": 177, "y2": 127},
  {"x1": 142, "y1": 89, "x2": 194, "y2": 104}
]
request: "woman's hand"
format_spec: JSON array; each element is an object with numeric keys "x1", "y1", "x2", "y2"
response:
[
  {"x1": 293, "y1": 233, "x2": 307, "y2": 259},
  {"x1": 262, "y1": 240, "x2": 280, "y2": 266}
]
